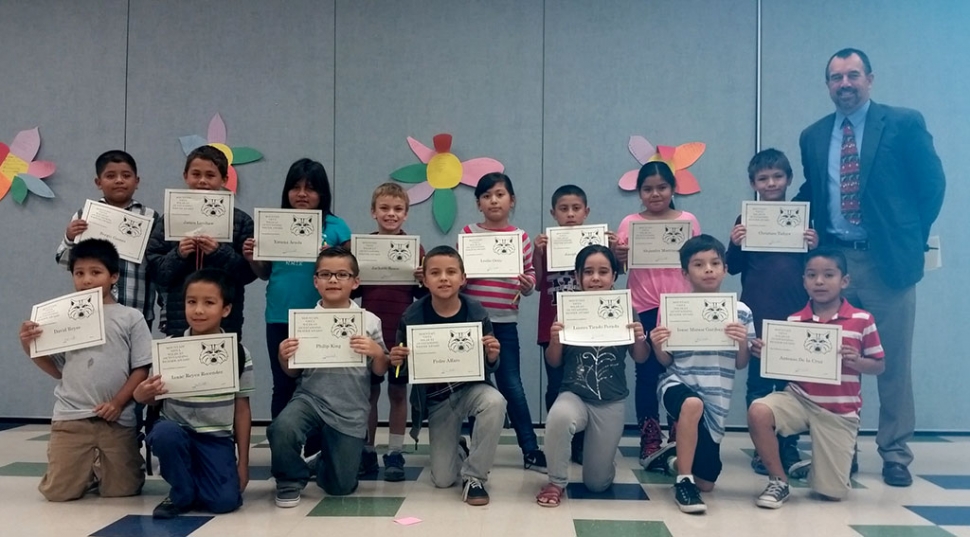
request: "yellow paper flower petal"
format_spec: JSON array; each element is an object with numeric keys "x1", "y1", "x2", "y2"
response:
[
  {"x1": 0, "y1": 154, "x2": 29, "y2": 182},
  {"x1": 209, "y1": 143, "x2": 234, "y2": 166},
  {"x1": 427, "y1": 153, "x2": 462, "y2": 189}
]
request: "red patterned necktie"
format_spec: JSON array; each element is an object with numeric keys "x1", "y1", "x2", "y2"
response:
[{"x1": 839, "y1": 118, "x2": 862, "y2": 225}]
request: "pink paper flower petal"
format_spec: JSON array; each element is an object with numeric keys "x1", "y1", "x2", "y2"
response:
[
  {"x1": 407, "y1": 137, "x2": 435, "y2": 164},
  {"x1": 628, "y1": 135, "x2": 656, "y2": 164},
  {"x1": 10, "y1": 127, "x2": 40, "y2": 161},
  {"x1": 675, "y1": 170, "x2": 700, "y2": 195},
  {"x1": 657, "y1": 145, "x2": 676, "y2": 161},
  {"x1": 407, "y1": 181, "x2": 435, "y2": 204},
  {"x1": 28, "y1": 160, "x2": 56, "y2": 179},
  {"x1": 208, "y1": 113, "x2": 227, "y2": 144},
  {"x1": 618, "y1": 169, "x2": 639, "y2": 191},
  {"x1": 459, "y1": 158, "x2": 504, "y2": 186}
]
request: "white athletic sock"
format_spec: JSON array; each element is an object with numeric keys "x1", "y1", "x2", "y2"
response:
[
  {"x1": 388, "y1": 434, "x2": 405, "y2": 453},
  {"x1": 677, "y1": 474, "x2": 695, "y2": 484}
]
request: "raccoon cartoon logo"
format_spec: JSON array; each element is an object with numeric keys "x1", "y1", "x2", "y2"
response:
[
  {"x1": 118, "y1": 217, "x2": 144, "y2": 237},
  {"x1": 448, "y1": 330, "x2": 475, "y2": 352},
  {"x1": 67, "y1": 297, "x2": 95, "y2": 320},
  {"x1": 387, "y1": 242, "x2": 413, "y2": 262},
  {"x1": 492, "y1": 237, "x2": 516, "y2": 255},
  {"x1": 289, "y1": 216, "x2": 314, "y2": 236},
  {"x1": 803, "y1": 331, "x2": 833, "y2": 354},
  {"x1": 200, "y1": 197, "x2": 227, "y2": 217},
  {"x1": 331, "y1": 317, "x2": 359, "y2": 338},
  {"x1": 199, "y1": 341, "x2": 229, "y2": 366},
  {"x1": 662, "y1": 225, "x2": 687, "y2": 245},
  {"x1": 701, "y1": 300, "x2": 729, "y2": 322},
  {"x1": 579, "y1": 230, "x2": 600, "y2": 247},
  {"x1": 596, "y1": 298, "x2": 623, "y2": 319},
  {"x1": 777, "y1": 208, "x2": 802, "y2": 227}
]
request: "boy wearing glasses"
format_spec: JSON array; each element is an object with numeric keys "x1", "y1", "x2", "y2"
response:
[{"x1": 268, "y1": 247, "x2": 389, "y2": 508}]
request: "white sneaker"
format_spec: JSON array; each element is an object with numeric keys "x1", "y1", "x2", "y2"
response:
[{"x1": 755, "y1": 478, "x2": 790, "y2": 509}]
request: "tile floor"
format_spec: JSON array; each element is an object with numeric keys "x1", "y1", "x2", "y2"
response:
[{"x1": 1, "y1": 423, "x2": 968, "y2": 537}]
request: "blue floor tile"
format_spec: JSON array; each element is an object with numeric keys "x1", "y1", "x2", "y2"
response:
[
  {"x1": 920, "y1": 475, "x2": 970, "y2": 490},
  {"x1": 0, "y1": 421, "x2": 24, "y2": 432},
  {"x1": 90, "y1": 514, "x2": 213, "y2": 537},
  {"x1": 905, "y1": 506, "x2": 970, "y2": 526},
  {"x1": 565, "y1": 482, "x2": 648, "y2": 501},
  {"x1": 358, "y1": 466, "x2": 424, "y2": 482},
  {"x1": 618, "y1": 445, "x2": 640, "y2": 458},
  {"x1": 248, "y1": 466, "x2": 273, "y2": 481}
]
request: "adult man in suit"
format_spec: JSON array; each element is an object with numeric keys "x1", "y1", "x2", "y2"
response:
[{"x1": 796, "y1": 48, "x2": 945, "y2": 487}]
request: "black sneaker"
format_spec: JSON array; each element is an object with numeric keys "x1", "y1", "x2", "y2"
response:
[
  {"x1": 882, "y1": 462, "x2": 912, "y2": 487},
  {"x1": 275, "y1": 489, "x2": 301, "y2": 508},
  {"x1": 383, "y1": 451, "x2": 406, "y2": 482},
  {"x1": 674, "y1": 478, "x2": 707, "y2": 514},
  {"x1": 751, "y1": 453, "x2": 769, "y2": 476},
  {"x1": 152, "y1": 497, "x2": 188, "y2": 519},
  {"x1": 462, "y1": 478, "x2": 490, "y2": 506},
  {"x1": 779, "y1": 438, "x2": 802, "y2": 474},
  {"x1": 524, "y1": 450, "x2": 547, "y2": 474},
  {"x1": 570, "y1": 432, "x2": 585, "y2": 465},
  {"x1": 358, "y1": 450, "x2": 379, "y2": 477},
  {"x1": 755, "y1": 478, "x2": 790, "y2": 509}
]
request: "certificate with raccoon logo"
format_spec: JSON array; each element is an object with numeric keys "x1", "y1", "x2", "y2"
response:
[
  {"x1": 253, "y1": 208, "x2": 323, "y2": 262},
  {"x1": 659, "y1": 293, "x2": 738, "y2": 351},
  {"x1": 287, "y1": 309, "x2": 366, "y2": 368},
  {"x1": 350, "y1": 234, "x2": 420, "y2": 285},
  {"x1": 546, "y1": 224, "x2": 610, "y2": 272},
  {"x1": 406, "y1": 322, "x2": 486, "y2": 384},
  {"x1": 741, "y1": 201, "x2": 810, "y2": 253},
  {"x1": 29, "y1": 288, "x2": 107, "y2": 357},
  {"x1": 75, "y1": 200, "x2": 154, "y2": 264},
  {"x1": 163, "y1": 189, "x2": 234, "y2": 242},
  {"x1": 556, "y1": 289, "x2": 635, "y2": 346},
  {"x1": 151, "y1": 333, "x2": 240, "y2": 399},
  {"x1": 628, "y1": 220, "x2": 692, "y2": 269},
  {"x1": 761, "y1": 320, "x2": 842, "y2": 385},
  {"x1": 457, "y1": 232, "x2": 524, "y2": 279}
]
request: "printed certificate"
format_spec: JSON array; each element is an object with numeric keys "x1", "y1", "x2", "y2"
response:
[
  {"x1": 151, "y1": 333, "x2": 240, "y2": 399},
  {"x1": 163, "y1": 189, "x2": 234, "y2": 242},
  {"x1": 407, "y1": 322, "x2": 486, "y2": 384},
  {"x1": 351, "y1": 234, "x2": 420, "y2": 285},
  {"x1": 253, "y1": 208, "x2": 323, "y2": 262},
  {"x1": 556, "y1": 289, "x2": 635, "y2": 346},
  {"x1": 458, "y1": 232, "x2": 523, "y2": 278},
  {"x1": 287, "y1": 309, "x2": 366, "y2": 369},
  {"x1": 761, "y1": 320, "x2": 842, "y2": 385},
  {"x1": 546, "y1": 224, "x2": 609, "y2": 272},
  {"x1": 659, "y1": 292, "x2": 738, "y2": 351},
  {"x1": 741, "y1": 201, "x2": 810, "y2": 253},
  {"x1": 75, "y1": 200, "x2": 153, "y2": 264},
  {"x1": 30, "y1": 288, "x2": 107, "y2": 357},
  {"x1": 628, "y1": 220, "x2": 692, "y2": 269}
]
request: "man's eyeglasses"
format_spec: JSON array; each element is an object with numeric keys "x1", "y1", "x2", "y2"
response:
[{"x1": 314, "y1": 270, "x2": 355, "y2": 281}]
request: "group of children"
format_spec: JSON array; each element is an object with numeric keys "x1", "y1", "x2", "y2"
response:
[{"x1": 17, "y1": 144, "x2": 883, "y2": 518}]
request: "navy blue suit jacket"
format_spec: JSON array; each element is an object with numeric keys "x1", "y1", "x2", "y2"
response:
[{"x1": 796, "y1": 101, "x2": 946, "y2": 289}]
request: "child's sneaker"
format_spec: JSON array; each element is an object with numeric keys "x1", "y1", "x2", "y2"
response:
[
  {"x1": 152, "y1": 497, "x2": 187, "y2": 519},
  {"x1": 383, "y1": 451, "x2": 406, "y2": 482},
  {"x1": 755, "y1": 478, "x2": 790, "y2": 509},
  {"x1": 751, "y1": 453, "x2": 769, "y2": 475},
  {"x1": 674, "y1": 477, "x2": 707, "y2": 514},
  {"x1": 779, "y1": 438, "x2": 802, "y2": 474},
  {"x1": 645, "y1": 443, "x2": 676, "y2": 472},
  {"x1": 275, "y1": 489, "x2": 301, "y2": 508},
  {"x1": 358, "y1": 450, "x2": 379, "y2": 477},
  {"x1": 638, "y1": 417, "x2": 664, "y2": 467},
  {"x1": 788, "y1": 459, "x2": 812, "y2": 480},
  {"x1": 462, "y1": 478, "x2": 490, "y2": 506},
  {"x1": 524, "y1": 450, "x2": 547, "y2": 474}
]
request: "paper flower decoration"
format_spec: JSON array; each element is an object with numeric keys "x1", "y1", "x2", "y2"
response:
[
  {"x1": 0, "y1": 127, "x2": 57, "y2": 204},
  {"x1": 179, "y1": 114, "x2": 262, "y2": 194},
  {"x1": 618, "y1": 135, "x2": 706, "y2": 195},
  {"x1": 391, "y1": 134, "x2": 503, "y2": 233}
]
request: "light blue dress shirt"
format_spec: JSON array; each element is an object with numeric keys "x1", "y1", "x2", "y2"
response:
[{"x1": 827, "y1": 99, "x2": 870, "y2": 240}]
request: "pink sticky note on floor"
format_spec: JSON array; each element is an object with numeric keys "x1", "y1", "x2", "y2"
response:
[{"x1": 394, "y1": 517, "x2": 423, "y2": 526}]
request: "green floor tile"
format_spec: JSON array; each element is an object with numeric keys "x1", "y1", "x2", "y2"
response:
[
  {"x1": 632, "y1": 469, "x2": 675, "y2": 485},
  {"x1": 574, "y1": 520, "x2": 672, "y2": 537},
  {"x1": 141, "y1": 479, "x2": 170, "y2": 496},
  {"x1": 0, "y1": 462, "x2": 47, "y2": 477},
  {"x1": 377, "y1": 443, "x2": 430, "y2": 455},
  {"x1": 307, "y1": 496, "x2": 405, "y2": 517},
  {"x1": 790, "y1": 475, "x2": 866, "y2": 489},
  {"x1": 28, "y1": 433, "x2": 50, "y2": 441},
  {"x1": 499, "y1": 435, "x2": 544, "y2": 446},
  {"x1": 249, "y1": 434, "x2": 266, "y2": 445},
  {"x1": 850, "y1": 525, "x2": 955, "y2": 537}
]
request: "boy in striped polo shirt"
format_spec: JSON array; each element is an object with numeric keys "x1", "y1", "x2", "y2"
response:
[
  {"x1": 748, "y1": 248, "x2": 884, "y2": 508},
  {"x1": 650, "y1": 235, "x2": 755, "y2": 514},
  {"x1": 134, "y1": 269, "x2": 254, "y2": 519}
]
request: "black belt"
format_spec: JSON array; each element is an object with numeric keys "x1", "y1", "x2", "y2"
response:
[{"x1": 831, "y1": 238, "x2": 868, "y2": 251}]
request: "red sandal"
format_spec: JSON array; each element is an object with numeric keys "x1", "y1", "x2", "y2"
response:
[{"x1": 536, "y1": 483, "x2": 564, "y2": 507}]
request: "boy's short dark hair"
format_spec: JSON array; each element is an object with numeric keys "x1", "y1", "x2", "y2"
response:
[
  {"x1": 183, "y1": 268, "x2": 235, "y2": 307},
  {"x1": 184, "y1": 145, "x2": 229, "y2": 179},
  {"x1": 551, "y1": 184, "x2": 587, "y2": 208},
  {"x1": 747, "y1": 148, "x2": 793, "y2": 181},
  {"x1": 69, "y1": 239, "x2": 120, "y2": 275},
  {"x1": 424, "y1": 245, "x2": 465, "y2": 274},
  {"x1": 95, "y1": 150, "x2": 138, "y2": 176},
  {"x1": 679, "y1": 234, "x2": 726, "y2": 270},
  {"x1": 316, "y1": 246, "x2": 360, "y2": 276},
  {"x1": 805, "y1": 247, "x2": 848, "y2": 276}
]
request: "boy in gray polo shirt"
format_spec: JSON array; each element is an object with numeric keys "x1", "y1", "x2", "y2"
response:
[{"x1": 19, "y1": 239, "x2": 151, "y2": 502}]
